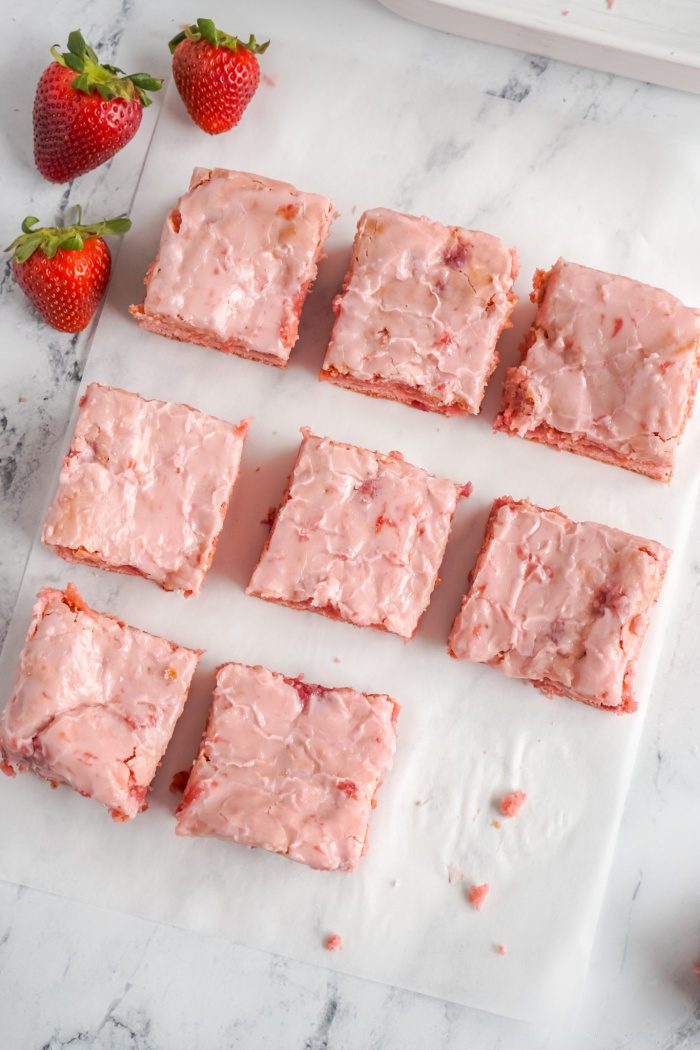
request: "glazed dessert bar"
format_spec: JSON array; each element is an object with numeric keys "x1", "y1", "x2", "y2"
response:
[
  {"x1": 247, "y1": 430, "x2": 462, "y2": 638},
  {"x1": 130, "y1": 167, "x2": 335, "y2": 366},
  {"x1": 176, "y1": 662, "x2": 398, "y2": 871},
  {"x1": 448, "y1": 497, "x2": 669, "y2": 712},
  {"x1": 0, "y1": 585, "x2": 200, "y2": 819},
  {"x1": 495, "y1": 259, "x2": 700, "y2": 481},
  {"x1": 320, "y1": 208, "x2": 518, "y2": 415},
  {"x1": 43, "y1": 383, "x2": 249, "y2": 596}
]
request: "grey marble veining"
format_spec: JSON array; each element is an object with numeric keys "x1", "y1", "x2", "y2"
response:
[{"x1": 1, "y1": 1, "x2": 699, "y2": 1048}]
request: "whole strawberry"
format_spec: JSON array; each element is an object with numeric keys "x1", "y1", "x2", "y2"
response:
[
  {"x1": 169, "y1": 18, "x2": 269, "y2": 134},
  {"x1": 6, "y1": 208, "x2": 131, "y2": 332},
  {"x1": 34, "y1": 30, "x2": 162, "y2": 182}
]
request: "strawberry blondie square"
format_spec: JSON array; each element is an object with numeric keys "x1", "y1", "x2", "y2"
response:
[
  {"x1": 0, "y1": 585, "x2": 200, "y2": 819},
  {"x1": 448, "y1": 497, "x2": 669, "y2": 712},
  {"x1": 320, "y1": 208, "x2": 518, "y2": 415},
  {"x1": 247, "y1": 430, "x2": 463, "y2": 638},
  {"x1": 176, "y1": 662, "x2": 399, "y2": 871},
  {"x1": 43, "y1": 383, "x2": 249, "y2": 596},
  {"x1": 495, "y1": 260, "x2": 700, "y2": 481},
  {"x1": 130, "y1": 168, "x2": 335, "y2": 366}
]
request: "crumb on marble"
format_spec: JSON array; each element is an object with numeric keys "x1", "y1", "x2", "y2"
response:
[
  {"x1": 496, "y1": 944, "x2": 506, "y2": 956},
  {"x1": 467, "y1": 883, "x2": 490, "y2": 911},
  {"x1": 325, "y1": 933, "x2": 343, "y2": 952},
  {"x1": 491, "y1": 819, "x2": 502, "y2": 829},
  {"x1": 499, "y1": 790, "x2": 527, "y2": 818}
]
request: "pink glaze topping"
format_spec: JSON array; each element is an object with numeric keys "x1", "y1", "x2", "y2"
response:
[
  {"x1": 0, "y1": 586, "x2": 200, "y2": 819},
  {"x1": 43, "y1": 383, "x2": 249, "y2": 596},
  {"x1": 323, "y1": 208, "x2": 518, "y2": 412},
  {"x1": 499, "y1": 790, "x2": 527, "y2": 818},
  {"x1": 449, "y1": 498, "x2": 669, "y2": 710},
  {"x1": 247, "y1": 430, "x2": 461, "y2": 638},
  {"x1": 499, "y1": 259, "x2": 700, "y2": 474},
  {"x1": 176, "y1": 663, "x2": 398, "y2": 871},
  {"x1": 468, "y1": 884, "x2": 490, "y2": 910},
  {"x1": 140, "y1": 168, "x2": 335, "y2": 362}
]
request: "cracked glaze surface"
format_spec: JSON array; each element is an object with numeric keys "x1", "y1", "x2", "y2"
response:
[
  {"x1": 0, "y1": 586, "x2": 200, "y2": 819},
  {"x1": 42, "y1": 383, "x2": 249, "y2": 596},
  {"x1": 449, "y1": 498, "x2": 670, "y2": 710},
  {"x1": 176, "y1": 662, "x2": 398, "y2": 871},
  {"x1": 132, "y1": 168, "x2": 335, "y2": 363},
  {"x1": 496, "y1": 259, "x2": 700, "y2": 480},
  {"x1": 322, "y1": 208, "x2": 518, "y2": 414},
  {"x1": 247, "y1": 431, "x2": 461, "y2": 638}
]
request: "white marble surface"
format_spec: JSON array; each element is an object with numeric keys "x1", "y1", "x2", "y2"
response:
[{"x1": 1, "y1": 1, "x2": 699, "y2": 1047}]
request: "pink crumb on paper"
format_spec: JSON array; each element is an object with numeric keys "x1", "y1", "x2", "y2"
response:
[
  {"x1": 169, "y1": 770, "x2": 190, "y2": 794},
  {"x1": 325, "y1": 933, "x2": 343, "y2": 952},
  {"x1": 18, "y1": 395, "x2": 28, "y2": 403},
  {"x1": 491, "y1": 819, "x2": 502, "y2": 829},
  {"x1": 562, "y1": 8, "x2": 569, "y2": 13},
  {"x1": 467, "y1": 883, "x2": 490, "y2": 910},
  {"x1": 497, "y1": 944, "x2": 507, "y2": 956},
  {"x1": 606, "y1": 0, "x2": 615, "y2": 8},
  {"x1": 499, "y1": 790, "x2": 527, "y2": 818}
]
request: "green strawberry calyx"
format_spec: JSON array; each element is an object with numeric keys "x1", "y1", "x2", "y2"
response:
[
  {"x1": 6, "y1": 207, "x2": 132, "y2": 264},
  {"x1": 50, "y1": 29, "x2": 163, "y2": 106},
  {"x1": 168, "y1": 18, "x2": 270, "y2": 56}
]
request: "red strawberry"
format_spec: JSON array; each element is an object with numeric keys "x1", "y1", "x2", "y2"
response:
[
  {"x1": 34, "y1": 30, "x2": 162, "y2": 182},
  {"x1": 169, "y1": 18, "x2": 269, "y2": 135},
  {"x1": 6, "y1": 208, "x2": 131, "y2": 332}
]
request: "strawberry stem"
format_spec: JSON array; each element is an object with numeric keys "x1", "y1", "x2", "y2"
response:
[
  {"x1": 51, "y1": 29, "x2": 163, "y2": 106},
  {"x1": 6, "y1": 207, "x2": 132, "y2": 264},
  {"x1": 168, "y1": 18, "x2": 270, "y2": 55}
]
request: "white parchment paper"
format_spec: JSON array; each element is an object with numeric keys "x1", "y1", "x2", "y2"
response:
[{"x1": 1, "y1": 48, "x2": 698, "y2": 1022}]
